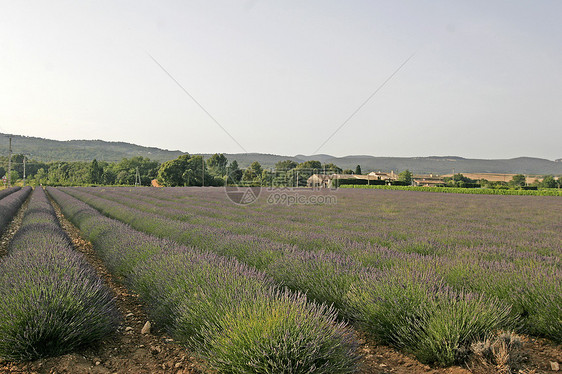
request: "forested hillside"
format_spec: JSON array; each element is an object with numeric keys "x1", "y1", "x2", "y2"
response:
[{"x1": 0, "y1": 134, "x2": 185, "y2": 162}]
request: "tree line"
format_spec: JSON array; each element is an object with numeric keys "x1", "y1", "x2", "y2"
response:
[
  {"x1": 157, "y1": 155, "x2": 349, "y2": 187},
  {"x1": 1, "y1": 154, "x2": 352, "y2": 187},
  {"x1": 0, "y1": 155, "x2": 159, "y2": 186},
  {"x1": 2, "y1": 153, "x2": 559, "y2": 189}
]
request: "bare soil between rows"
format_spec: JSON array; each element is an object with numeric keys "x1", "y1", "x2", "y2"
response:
[{"x1": 0, "y1": 191, "x2": 560, "y2": 373}]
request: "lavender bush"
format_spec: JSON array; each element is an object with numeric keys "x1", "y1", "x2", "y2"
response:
[
  {"x1": 47, "y1": 187, "x2": 363, "y2": 373},
  {"x1": 348, "y1": 267, "x2": 515, "y2": 366},
  {"x1": 0, "y1": 186, "x2": 21, "y2": 200},
  {"x1": 0, "y1": 186, "x2": 31, "y2": 234},
  {"x1": 0, "y1": 188, "x2": 118, "y2": 360},
  {"x1": 57, "y1": 186, "x2": 560, "y2": 363},
  {"x1": 198, "y1": 290, "x2": 360, "y2": 374}
]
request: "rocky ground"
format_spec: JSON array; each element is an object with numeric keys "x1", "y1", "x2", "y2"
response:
[{"x1": 0, "y1": 194, "x2": 559, "y2": 373}]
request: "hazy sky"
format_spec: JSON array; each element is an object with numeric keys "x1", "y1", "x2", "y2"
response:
[{"x1": 1, "y1": 1, "x2": 561, "y2": 159}]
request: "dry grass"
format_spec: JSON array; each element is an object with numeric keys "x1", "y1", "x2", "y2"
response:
[{"x1": 470, "y1": 331, "x2": 535, "y2": 373}]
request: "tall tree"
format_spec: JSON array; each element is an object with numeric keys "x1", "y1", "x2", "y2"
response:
[
  {"x1": 297, "y1": 160, "x2": 322, "y2": 170},
  {"x1": 158, "y1": 154, "x2": 191, "y2": 187},
  {"x1": 355, "y1": 165, "x2": 362, "y2": 175},
  {"x1": 113, "y1": 157, "x2": 159, "y2": 185},
  {"x1": 323, "y1": 163, "x2": 343, "y2": 174},
  {"x1": 398, "y1": 170, "x2": 413, "y2": 184},
  {"x1": 207, "y1": 153, "x2": 228, "y2": 177},
  {"x1": 541, "y1": 175, "x2": 556, "y2": 188},
  {"x1": 89, "y1": 159, "x2": 103, "y2": 184},
  {"x1": 510, "y1": 174, "x2": 526, "y2": 187},
  {"x1": 227, "y1": 160, "x2": 243, "y2": 184},
  {"x1": 242, "y1": 161, "x2": 263, "y2": 182},
  {"x1": 275, "y1": 160, "x2": 298, "y2": 171}
]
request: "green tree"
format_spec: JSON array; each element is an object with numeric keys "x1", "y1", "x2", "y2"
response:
[
  {"x1": 288, "y1": 161, "x2": 321, "y2": 187},
  {"x1": 541, "y1": 175, "x2": 556, "y2": 188},
  {"x1": 69, "y1": 162, "x2": 94, "y2": 185},
  {"x1": 182, "y1": 155, "x2": 212, "y2": 186},
  {"x1": 101, "y1": 169, "x2": 116, "y2": 185},
  {"x1": 9, "y1": 170, "x2": 20, "y2": 184},
  {"x1": 242, "y1": 161, "x2": 263, "y2": 183},
  {"x1": 275, "y1": 160, "x2": 298, "y2": 171},
  {"x1": 11, "y1": 154, "x2": 25, "y2": 176},
  {"x1": 323, "y1": 163, "x2": 343, "y2": 174},
  {"x1": 112, "y1": 157, "x2": 159, "y2": 186},
  {"x1": 478, "y1": 179, "x2": 491, "y2": 188},
  {"x1": 355, "y1": 165, "x2": 362, "y2": 175},
  {"x1": 297, "y1": 160, "x2": 322, "y2": 170},
  {"x1": 48, "y1": 163, "x2": 70, "y2": 185},
  {"x1": 89, "y1": 159, "x2": 103, "y2": 184},
  {"x1": 444, "y1": 173, "x2": 475, "y2": 187},
  {"x1": 398, "y1": 170, "x2": 413, "y2": 184},
  {"x1": 227, "y1": 160, "x2": 243, "y2": 184},
  {"x1": 342, "y1": 169, "x2": 354, "y2": 174},
  {"x1": 510, "y1": 174, "x2": 526, "y2": 188},
  {"x1": 207, "y1": 153, "x2": 228, "y2": 178},
  {"x1": 34, "y1": 168, "x2": 48, "y2": 185},
  {"x1": 158, "y1": 154, "x2": 192, "y2": 186},
  {"x1": 115, "y1": 170, "x2": 130, "y2": 185},
  {"x1": 261, "y1": 169, "x2": 274, "y2": 186}
]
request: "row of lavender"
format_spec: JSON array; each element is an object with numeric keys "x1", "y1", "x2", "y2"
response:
[
  {"x1": 0, "y1": 186, "x2": 30, "y2": 234},
  {"x1": 76, "y1": 186, "x2": 561, "y2": 261},
  {"x1": 57, "y1": 187, "x2": 541, "y2": 366},
  {"x1": 61, "y1": 187, "x2": 562, "y2": 337},
  {"x1": 0, "y1": 188, "x2": 118, "y2": 360},
  {"x1": 47, "y1": 187, "x2": 361, "y2": 373},
  {"x1": 0, "y1": 186, "x2": 21, "y2": 201}
]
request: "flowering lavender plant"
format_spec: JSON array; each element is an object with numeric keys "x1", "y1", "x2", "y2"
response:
[{"x1": 0, "y1": 188, "x2": 119, "y2": 360}]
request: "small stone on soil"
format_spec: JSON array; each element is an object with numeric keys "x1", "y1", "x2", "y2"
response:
[{"x1": 141, "y1": 321, "x2": 151, "y2": 334}]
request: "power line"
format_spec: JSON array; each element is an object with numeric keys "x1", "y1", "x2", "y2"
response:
[{"x1": 312, "y1": 53, "x2": 415, "y2": 155}]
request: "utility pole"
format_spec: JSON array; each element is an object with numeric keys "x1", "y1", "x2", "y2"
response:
[
  {"x1": 135, "y1": 167, "x2": 141, "y2": 186},
  {"x1": 22, "y1": 155, "x2": 26, "y2": 187},
  {"x1": 7, "y1": 137, "x2": 12, "y2": 187}
]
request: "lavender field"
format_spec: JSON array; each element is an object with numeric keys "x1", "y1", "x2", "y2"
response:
[
  {"x1": 46, "y1": 186, "x2": 560, "y2": 369},
  {"x1": 0, "y1": 187, "x2": 118, "y2": 360},
  {"x1": 47, "y1": 187, "x2": 361, "y2": 373}
]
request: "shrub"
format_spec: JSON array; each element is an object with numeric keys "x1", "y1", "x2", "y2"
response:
[
  {"x1": 0, "y1": 186, "x2": 21, "y2": 200},
  {"x1": 47, "y1": 187, "x2": 363, "y2": 372},
  {"x1": 198, "y1": 290, "x2": 360, "y2": 374},
  {"x1": 0, "y1": 186, "x2": 31, "y2": 233},
  {"x1": 267, "y1": 250, "x2": 362, "y2": 318},
  {"x1": 0, "y1": 188, "x2": 118, "y2": 360},
  {"x1": 348, "y1": 267, "x2": 515, "y2": 366},
  {"x1": 0, "y1": 247, "x2": 119, "y2": 360}
]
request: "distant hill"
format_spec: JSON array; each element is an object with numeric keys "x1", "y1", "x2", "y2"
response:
[
  {"x1": 209, "y1": 154, "x2": 562, "y2": 175},
  {"x1": 1, "y1": 134, "x2": 185, "y2": 162},
  {"x1": 2, "y1": 133, "x2": 560, "y2": 175},
  {"x1": 286, "y1": 155, "x2": 562, "y2": 175}
]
